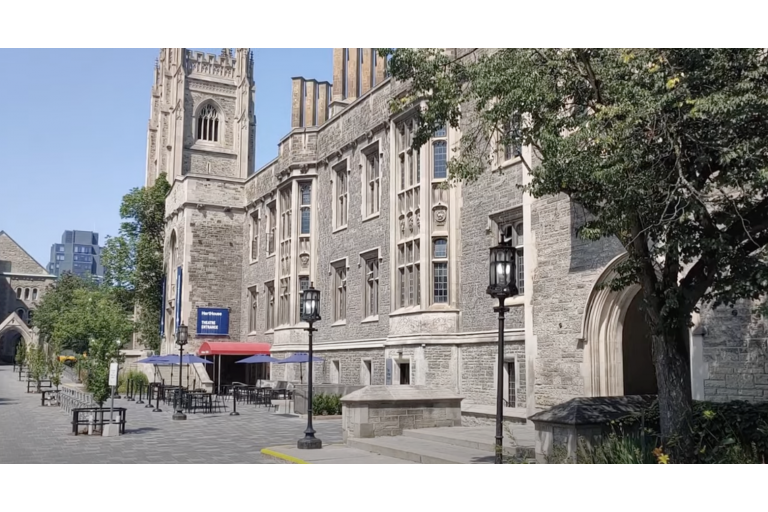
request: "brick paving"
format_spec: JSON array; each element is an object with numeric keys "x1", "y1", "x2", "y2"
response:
[{"x1": 0, "y1": 364, "x2": 343, "y2": 463}]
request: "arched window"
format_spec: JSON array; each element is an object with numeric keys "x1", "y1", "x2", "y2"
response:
[
  {"x1": 24, "y1": 288, "x2": 30, "y2": 300},
  {"x1": 16, "y1": 288, "x2": 21, "y2": 298},
  {"x1": 196, "y1": 104, "x2": 220, "y2": 142},
  {"x1": 16, "y1": 308, "x2": 26, "y2": 321},
  {"x1": 32, "y1": 288, "x2": 38, "y2": 300}
]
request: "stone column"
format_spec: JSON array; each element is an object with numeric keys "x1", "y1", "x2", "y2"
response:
[
  {"x1": 304, "y1": 80, "x2": 317, "y2": 127},
  {"x1": 347, "y1": 48, "x2": 360, "y2": 100},
  {"x1": 317, "y1": 82, "x2": 329, "y2": 124},
  {"x1": 361, "y1": 48, "x2": 373, "y2": 95},
  {"x1": 291, "y1": 77, "x2": 304, "y2": 128},
  {"x1": 332, "y1": 48, "x2": 345, "y2": 101}
]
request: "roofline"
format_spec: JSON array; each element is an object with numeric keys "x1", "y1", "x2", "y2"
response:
[
  {"x1": 0, "y1": 230, "x2": 50, "y2": 275},
  {"x1": 0, "y1": 271, "x2": 57, "y2": 279}
]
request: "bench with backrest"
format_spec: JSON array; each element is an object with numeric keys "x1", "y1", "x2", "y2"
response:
[{"x1": 27, "y1": 378, "x2": 52, "y2": 393}]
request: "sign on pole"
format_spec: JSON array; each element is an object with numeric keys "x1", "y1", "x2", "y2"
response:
[{"x1": 108, "y1": 362, "x2": 119, "y2": 387}]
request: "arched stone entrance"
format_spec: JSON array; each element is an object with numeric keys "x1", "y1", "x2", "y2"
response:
[
  {"x1": 0, "y1": 312, "x2": 34, "y2": 362},
  {"x1": 580, "y1": 253, "x2": 702, "y2": 397}
]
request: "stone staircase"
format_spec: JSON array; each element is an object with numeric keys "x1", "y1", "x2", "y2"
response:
[{"x1": 346, "y1": 424, "x2": 537, "y2": 464}]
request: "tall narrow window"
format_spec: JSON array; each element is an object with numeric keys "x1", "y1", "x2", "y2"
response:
[
  {"x1": 503, "y1": 114, "x2": 522, "y2": 162},
  {"x1": 300, "y1": 184, "x2": 311, "y2": 234},
  {"x1": 335, "y1": 165, "x2": 348, "y2": 228},
  {"x1": 32, "y1": 289, "x2": 38, "y2": 300},
  {"x1": 267, "y1": 202, "x2": 276, "y2": 255},
  {"x1": 364, "y1": 254, "x2": 379, "y2": 318},
  {"x1": 432, "y1": 141, "x2": 447, "y2": 179},
  {"x1": 249, "y1": 286, "x2": 258, "y2": 332},
  {"x1": 265, "y1": 282, "x2": 275, "y2": 331},
  {"x1": 333, "y1": 262, "x2": 347, "y2": 322},
  {"x1": 196, "y1": 104, "x2": 220, "y2": 142},
  {"x1": 497, "y1": 211, "x2": 525, "y2": 294},
  {"x1": 24, "y1": 288, "x2": 29, "y2": 300},
  {"x1": 365, "y1": 148, "x2": 380, "y2": 216},
  {"x1": 433, "y1": 238, "x2": 448, "y2": 304},
  {"x1": 396, "y1": 118, "x2": 422, "y2": 311},
  {"x1": 254, "y1": 211, "x2": 262, "y2": 258},
  {"x1": 16, "y1": 288, "x2": 21, "y2": 299},
  {"x1": 278, "y1": 277, "x2": 291, "y2": 326},
  {"x1": 298, "y1": 276, "x2": 310, "y2": 320}
]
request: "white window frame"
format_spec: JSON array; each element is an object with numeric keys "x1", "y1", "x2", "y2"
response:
[
  {"x1": 361, "y1": 140, "x2": 381, "y2": 220},
  {"x1": 248, "y1": 285, "x2": 258, "y2": 333},
  {"x1": 250, "y1": 208, "x2": 260, "y2": 263},
  {"x1": 265, "y1": 281, "x2": 275, "y2": 331},
  {"x1": 333, "y1": 161, "x2": 349, "y2": 231},
  {"x1": 331, "y1": 258, "x2": 347, "y2": 324},
  {"x1": 361, "y1": 249, "x2": 380, "y2": 321}
]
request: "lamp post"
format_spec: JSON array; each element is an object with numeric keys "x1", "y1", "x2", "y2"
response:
[
  {"x1": 486, "y1": 238, "x2": 519, "y2": 464},
  {"x1": 172, "y1": 324, "x2": 188, "y2": 421},
  {"x1": 297, "y1": 283, "x2": 322, "y2": 450}
]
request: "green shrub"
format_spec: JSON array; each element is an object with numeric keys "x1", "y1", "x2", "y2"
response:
[
  {"x1": 118, "y1": 369, "x2": 149, "y2": 393},
  {"x1": 312, "y1": 393, "x2": 342, "y2": 416}
]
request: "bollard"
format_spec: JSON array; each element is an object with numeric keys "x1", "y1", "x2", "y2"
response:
[
  {"x1": 136, "y1": 382, "x2": 144, "y2": 405},
  {"x1": 127, "y1": 380, "x2": 135, "y2": 401},
  {"x1": 87, "y1": 413, "x2": 94, "y2": 436},
  {"x1": 152, "y1": 385, "x2": 162, "y2": 413},
  {"x1": 146, "y1": 384, "x2": 154, "y2": 408}
]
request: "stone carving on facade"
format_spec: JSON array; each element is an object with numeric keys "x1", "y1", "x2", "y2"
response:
[
  {"x1": 300, "y1": 253, "x2": 310, "y2": 269},
  {"x1": 400, "y1": 221, "x2": 405, "y2": 235},
  {"x1": 408, "y1": 216, "x2": 414, "y2": 233},
  {"x1": 434, "y1": 207, "x2": 447, "y2": 227},
  {"x1": 416, "y1": 212, "x2": 421, "y2": 230}
]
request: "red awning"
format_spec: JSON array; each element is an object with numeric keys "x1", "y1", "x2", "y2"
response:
[{"x1": 197, "y1": 342, "x2": 271, "y2": 356}]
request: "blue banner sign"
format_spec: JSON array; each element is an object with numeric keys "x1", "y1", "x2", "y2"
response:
[
  {"x1": 174, "y1": 266, "x2": 183, "y2": 334},
  {"x1": 160, "y1": 277, "x2": 166, "y2": 337},
  {"x1": 197, "y1": 307, "x2": 230, "y2": 336}
]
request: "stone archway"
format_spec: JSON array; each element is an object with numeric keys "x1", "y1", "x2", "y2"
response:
[
  {"x1": 621, "y1": 292, "x2": 658, "y2": 395},
  {"x1": 580, "y1": 253, "x2": 652, "y2": 396},
  {"x1": 0, "y1": 312, "x2": 34, "y2": 362}
]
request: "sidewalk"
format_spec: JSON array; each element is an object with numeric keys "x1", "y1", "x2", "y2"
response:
[{"x1": 261, "y1": 444, "x2": 416, "y2": 464}]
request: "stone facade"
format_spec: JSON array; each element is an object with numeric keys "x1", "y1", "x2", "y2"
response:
[
  {"x1": 149, "y1": 48, "x2": 768, "y2": 412},
  {"x1": 0, "y1": 231, "x2": 55, "y2": 359}
]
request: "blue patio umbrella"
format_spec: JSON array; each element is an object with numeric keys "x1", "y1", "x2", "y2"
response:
[
  {"x1": 162, "y1": 354, "x2": 213, "y2": 365},
  {"x1": 235, "y1": 354, "x2": 279, "y2": 364},
  {"x1": 136, "y1": 355, "x2": 165, "y2": 364},
  {"x1": 277, "y1": 353, "x2": 324, "y2": 364}
]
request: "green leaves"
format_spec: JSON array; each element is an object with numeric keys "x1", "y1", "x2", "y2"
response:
[{"x1": 101, "y1": 173, "x2": 171, "y2": 351}]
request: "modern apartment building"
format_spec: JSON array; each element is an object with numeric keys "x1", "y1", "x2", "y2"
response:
[{"x1": 47, "y1": 230, "x2": 104, "y2": 281}]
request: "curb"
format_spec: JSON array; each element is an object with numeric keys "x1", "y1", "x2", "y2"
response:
[{"x1": 261, "y1": 448, "x2": 311, "y2": 464}]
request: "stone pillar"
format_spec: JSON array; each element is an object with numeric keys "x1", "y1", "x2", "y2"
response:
[
  {"x1": 317, "y1": 82, "x2": 329, "y2": 125},
  {"x1": 304, "y1": 79, "x2": 317, "y2": 127},
  {"x1": 361, "y1": 48, "x2": 373, "y2": 95},
  {"x1": 332, "y1": 48, "x2": 345, "y2": 101},
  {"x1": 291, "y1": 77, "x2": 304, "y2": 128},
  {"x1": 375, "y1": 51, "x2": 386, "y2": 85},
  {"x1": 348, "y1": 48, "x2": 360, "y2": 100}
]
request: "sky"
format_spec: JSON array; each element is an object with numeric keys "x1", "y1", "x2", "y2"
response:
[{"x1": 0, "y1": 48, "x2": 333, "y2": 268}]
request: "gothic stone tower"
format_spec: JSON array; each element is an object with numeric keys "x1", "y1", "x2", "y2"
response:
[{"x1": 145, "y1": 48, "x2": 255, "y2": 355}]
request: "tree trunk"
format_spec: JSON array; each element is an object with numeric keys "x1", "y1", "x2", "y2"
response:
[{"x1": 650, "y1": 329, "x2": 694, "y2": 450}]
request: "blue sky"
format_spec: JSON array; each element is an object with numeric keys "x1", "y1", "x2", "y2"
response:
[{"x1": 0, "y1": 48, "x2": 332, "y2": 268}]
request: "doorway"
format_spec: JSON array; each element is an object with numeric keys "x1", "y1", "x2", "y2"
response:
[{"x1": 622, "y1": 293, "x2": 658, "y2": 395}]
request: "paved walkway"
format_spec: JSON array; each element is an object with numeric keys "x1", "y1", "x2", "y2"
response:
[{"x1": 0, "y1": 364, "x2": 343, "y2": 463}]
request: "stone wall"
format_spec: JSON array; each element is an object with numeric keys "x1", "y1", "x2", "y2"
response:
[{"x1": 701, "y1": 300, "x2": 768, "y2": 402}]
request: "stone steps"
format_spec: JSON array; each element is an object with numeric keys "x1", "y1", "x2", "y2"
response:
[
  {"x1": 347, "y1": 436, "x2": 497, "y2": 464},
  {"x1": 402, "y1": 425, "x2": 535, "y2": 458}
]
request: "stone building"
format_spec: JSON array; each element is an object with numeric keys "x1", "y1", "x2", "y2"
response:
[
  {"x1": 149, "y1": 48, "x2": 768, "y2": 414},
  {"x1": 0, "y1": 231, "x2": 55, "y2": 361}
]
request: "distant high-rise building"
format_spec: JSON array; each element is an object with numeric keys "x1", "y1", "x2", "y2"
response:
[{"x1": 47, "y1": 230, "x2": 104, "y2": 281}]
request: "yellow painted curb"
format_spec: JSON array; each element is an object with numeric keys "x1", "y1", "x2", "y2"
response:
[{"x1": 261, "y1": 448, "x2": 311, "y2": 464}]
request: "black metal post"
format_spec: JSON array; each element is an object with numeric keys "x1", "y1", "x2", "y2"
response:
[
  {"x1": 230, "y1": 386, "x2": 239, "y2": 416},
  {"x1": 298, "y1": 323, "x2": 321, "y2": 449},
  {"x1": 152, "y1": 384, "x2": 162, "y2": 412},
  {"x1": 173, "y1": 346, "x2": 187, "y2": 420},
  {"x1": 136, "y1": 382, "x2": 144, "y2": 404},
  {"x1": 127, "y1": 379, "x2": 135, "y2": 401},
  {"x1": 494, "y1": 296, "x2": 509, "y2": 464}
]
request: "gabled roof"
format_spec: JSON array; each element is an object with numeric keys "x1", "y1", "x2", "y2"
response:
[{"x1": 0, "y1": 230, "x2": 50, "y2": 276}]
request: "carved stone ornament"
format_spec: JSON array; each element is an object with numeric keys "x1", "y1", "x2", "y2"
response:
[
  {"x1": 300, "y1": 254, "x2": 310, "y2": 268},
  {"x1": 435, "y1": 208, "x2": 447, "y2": 226},
  {"x1": 400, "y1": 221, "x2": 405, "y2": 235},
  {"x1": 300, "y1": 164, "x2": 308, "y2": 173},
  {"x1": 408, "y1": 216, "x2": 414, "y2": 233},
  {"x1": 367, "y1": 130, "x2": 373, "y2": 140},
  {"x1": 336, "y1": 150, "x2": 343, "y2": 160},
  {"x1": 416, "y1": 212, "x2": 421, "y2": 229}
]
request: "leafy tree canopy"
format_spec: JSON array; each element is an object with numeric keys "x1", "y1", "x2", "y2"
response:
[
  {"x1": 379, "y1": 48, "x2": 768, "y2": 444},
  {"x1": 101, "y1": 173, "x2": 171, "y2": 351}
]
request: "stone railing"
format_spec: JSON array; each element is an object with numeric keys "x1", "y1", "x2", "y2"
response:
[{"x1": 59, "y1": 384, "x2": 96, "y2": 414}]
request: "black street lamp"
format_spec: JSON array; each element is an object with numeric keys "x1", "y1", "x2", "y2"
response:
[
  {"x1": 297, "y1": 283, "x2": 322, "y2": 450},
  {"x1": 486, "y1": 238, "x2": 519, "y2": 464},
  {"x1": 172, "y1": 324, "x2": 188, "y2": 421}
]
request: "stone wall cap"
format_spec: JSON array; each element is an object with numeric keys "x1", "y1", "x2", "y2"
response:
[
  {"x1": 340, "y1": 385, "x2": 464, "y2": 403},
  {"x1": 529, "y1": 395, "x2": 657, "y2": 426}
]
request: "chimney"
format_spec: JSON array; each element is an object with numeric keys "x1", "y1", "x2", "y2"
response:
[
  {"x1": 332, "y1": 48, "x2": 345, "y2": 101},
  {"x1": 317, "y1": 82, "x2": 329, "y2": 125},
  {"x1": 291, "y1": 77, "x2": 304, "y2": 128},
  {"x1": 375, "y1": 51, "x2": 387, "y2": 86},
  {"x1": 361, "y1": 48, "x2": 373, "y2": 95},
  {"x1": 348, "y1": 48, "x2": 360, "y2": 100},
  {"x1": 304, "y1": 79, "x2": 317, "y2": 127}
]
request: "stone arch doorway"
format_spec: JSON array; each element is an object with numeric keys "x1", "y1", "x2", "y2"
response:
[
  {"x1": 0, "y1": 312, "x2": 34, "y2": 363},
  {"x1": 580, "y1": 253, "x2": 656, "y2": 397}
]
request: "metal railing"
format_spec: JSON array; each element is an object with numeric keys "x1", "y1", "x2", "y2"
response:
[{"x1": 59, "y1": 385, "x2": 96, "y2": 414}]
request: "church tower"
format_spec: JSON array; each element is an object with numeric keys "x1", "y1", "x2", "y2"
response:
[{"x1": 145, "y1": 48, "x2": 256, "y2": 186}]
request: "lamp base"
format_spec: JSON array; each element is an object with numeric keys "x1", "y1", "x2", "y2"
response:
[
  {"x1": 172, "y1": 411, "x2": 187, "y2": 421},
  {"x1": 297, "y1": 437, "x2": 322, "y2": 450},
  {"x1": 230, "y1": 411, "x2": 240, "y2": 416}
]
